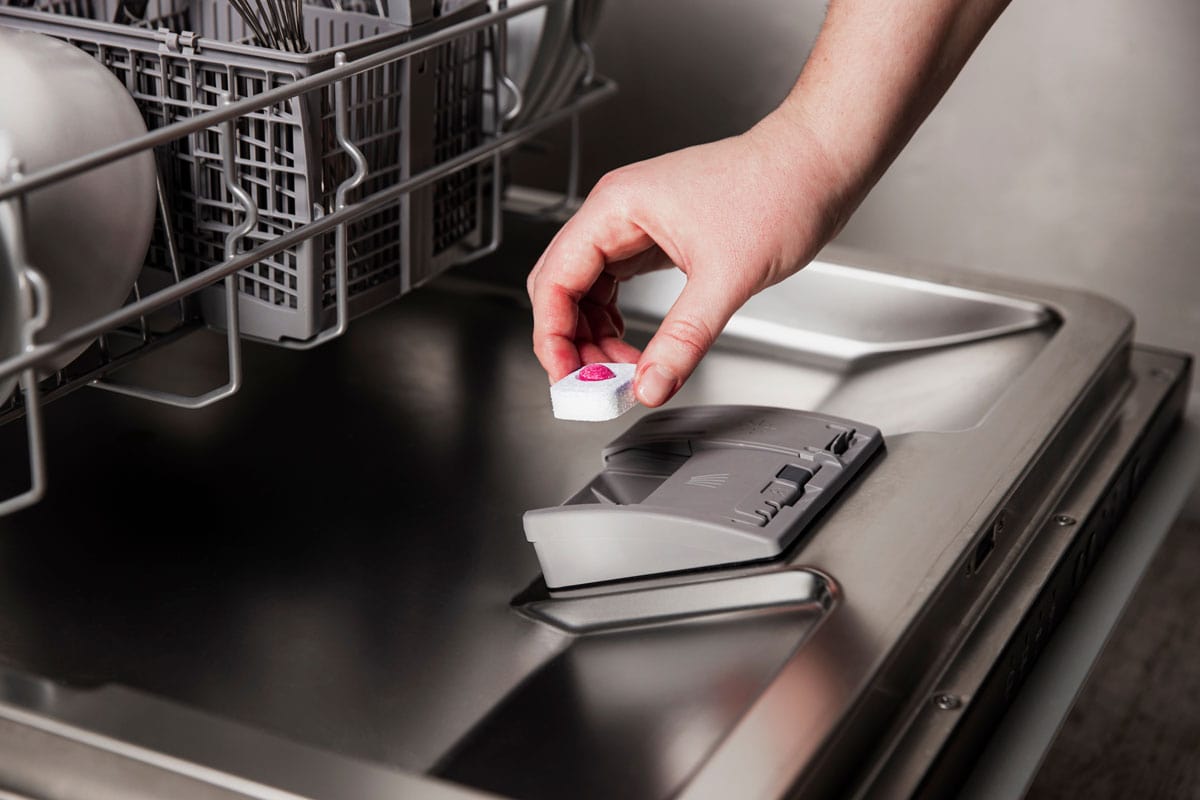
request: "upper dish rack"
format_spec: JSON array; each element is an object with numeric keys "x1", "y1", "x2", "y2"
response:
[{"x1": 0, "y1": 0, "x2": 614, "y2": 514}]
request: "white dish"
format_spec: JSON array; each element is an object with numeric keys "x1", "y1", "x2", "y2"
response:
[
  {"x1": 504, "y1": 5, "x2": 547, "y2": 91},
  {"x1": 496, "y1": 0, "x2": 575, "y2": 126},
  {"x1": 535, "y1": 0, "x2": 601, "y2": 119},
  {"x1": 0, "y1": 29, "x2": 157, "y2": 373},
  {"x1": 0, "y1": 195, "x2": 21, "y2": 403}
]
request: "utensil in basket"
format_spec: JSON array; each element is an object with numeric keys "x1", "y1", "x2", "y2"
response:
[
  {"x1": 111, "y1": 0, "x2": 149, "y2": 24},
  {"x1": 226, "y1": 0, "x2": 309, "y2": 52}
]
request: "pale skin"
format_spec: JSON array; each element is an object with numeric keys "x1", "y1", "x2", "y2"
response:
[{"x1": 527, "y1": 0, "x2": 1012, "y2": 407}]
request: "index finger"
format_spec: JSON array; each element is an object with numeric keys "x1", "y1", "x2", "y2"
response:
[{"x1": 529, "y1": 193, "x2": 658, "y2": 381}]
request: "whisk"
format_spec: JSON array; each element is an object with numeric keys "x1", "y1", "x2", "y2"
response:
[{"x1": 226, "y1": 0, "x2": 309, "y2": 52}]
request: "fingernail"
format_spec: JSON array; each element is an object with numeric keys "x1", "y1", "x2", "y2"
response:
[{"x1": 637, "y1": 364, "x2": 677, "y2": 407}]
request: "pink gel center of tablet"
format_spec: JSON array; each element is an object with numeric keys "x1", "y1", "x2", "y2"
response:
[{"x1": 578, "y1": 364, "x2": 616, "y2": 382}]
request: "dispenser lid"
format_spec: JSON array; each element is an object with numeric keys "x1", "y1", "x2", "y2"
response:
[{"x1": 524, "y1": 405, "x2": 884, "y2": 588}]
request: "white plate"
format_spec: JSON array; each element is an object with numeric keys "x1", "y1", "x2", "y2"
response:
[
  {"x1": 0, "y1": 197, "x2": 20, "y2": 403},
  {"x1": 0, "y1": 29, "x2": 156, "y2": 373}
]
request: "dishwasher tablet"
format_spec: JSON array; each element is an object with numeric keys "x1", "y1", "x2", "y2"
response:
[{"x1": 550, "y1": 362, "x2": 637, "y2": 421}]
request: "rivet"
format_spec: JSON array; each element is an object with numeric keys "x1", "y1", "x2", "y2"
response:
[
  {"x1": 1054, "y1": 514, "x2": 1076, "y2": 527},
  {"x1": 934, "y1": 693, "x2": 961, "y2": 711}
]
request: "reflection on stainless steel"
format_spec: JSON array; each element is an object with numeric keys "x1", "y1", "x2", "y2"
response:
[
  {"x1": 619, "y1": 259, "x2": 1053, "y2": 364},
  {"x1": 0, "y1": 672, "x2": 494, "y2": 800},
  {"x1": 855, "y1": 349, "x2": 1193, "y2": 799},
  {"x1": 0, "y1": 238, "x2": 1187, "y2": 799},
  {"x1": 436, "y1": 612, "x2": 823, "y2": 800},
  {"x1": 520, "y1": 568, "x2": 832, "y2": 632}
]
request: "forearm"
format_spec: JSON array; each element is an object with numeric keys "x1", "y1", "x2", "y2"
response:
[{"x1": 761, "y1": 0, "x2": 1011, "y2": 229}]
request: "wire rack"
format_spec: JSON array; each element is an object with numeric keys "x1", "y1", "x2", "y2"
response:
[{"x1": 0, "y1": 0, "x2": 615, "y2": 514}]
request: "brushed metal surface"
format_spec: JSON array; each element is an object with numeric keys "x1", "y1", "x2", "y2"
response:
[
  {"x1": 0, "y1": 239, "x2": 1155, "y2": 798},
  {"x1": 619, "y1": 260, "x2": 1051, "y2": 363}
]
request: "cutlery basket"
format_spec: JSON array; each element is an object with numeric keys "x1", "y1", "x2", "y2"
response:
[{"x1": 0, "y1": 0, "x2": 490, "y2": 343}]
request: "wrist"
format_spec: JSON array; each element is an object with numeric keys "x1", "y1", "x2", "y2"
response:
[{"x1": 742, "y1": 104, "x2": 860, "y2": 256}]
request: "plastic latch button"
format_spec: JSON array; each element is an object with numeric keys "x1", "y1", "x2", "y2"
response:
[
  {"x1": 775, "y1": 464, "x2": 816, "y2": 488},
  {"x1": 733, "y1": 515, "x2": 768, "y2": 527},
  {"x1": 826, "y1": 429, "x2": 856, "y2": 455},
  {"x1": 761, "y1": 481, "x2": 802, "y2": 508}
]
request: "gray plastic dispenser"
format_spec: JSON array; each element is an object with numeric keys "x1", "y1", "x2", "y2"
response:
[{"x1": 524, "y1": 405, "x2": 883, "y2": 588}]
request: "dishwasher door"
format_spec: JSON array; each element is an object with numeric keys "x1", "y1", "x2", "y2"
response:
[{"x1": 0, "y1": 232, "x2": 1189, "y2": 800}]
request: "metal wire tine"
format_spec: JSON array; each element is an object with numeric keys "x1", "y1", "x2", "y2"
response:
[
  {"x1": 455, "y1": 150, "x2": 504, "y2": 265},
  {"x1": 530, "y1": 111, "x2": 581, "y2": 219},
  {"x1": 0, "y1": 366, "x2": 47, "y2": 517},
  {"x1": 153, "y1": 152, "x2": 188, "y2": 324},
  {"x1": 0, "y1": 141, "x2": 50, "y2": 516},
  {"x1": 565, "y1": 110, "x2": 581, "y2": 204},
  {"x1": 578, "y1": 39, "x2": 596, "y2": 87},
  {"x1": 131, "y1": 280, "x2": 150, "y2": 341},
  {"x1": 93, "y1": 93, "x2": 248, "y2": 408},
  {"x1": 279, "y1": 51, "x2": 365, "y2": 351},
  {"x1": 570, "y1": 0, "x2": 596, "y2": 85},
  {"x1": 494, "y1": 14, "x2": 523, "y2": 126},
  {"x1": 0, "y1": 265, "x2": 51, "y2": 517},
  {"x1": 332, "y1": 53, "x2": 368, "y2": 211}
]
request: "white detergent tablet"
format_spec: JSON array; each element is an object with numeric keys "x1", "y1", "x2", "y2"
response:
[{"x1": 550, "y1": 362, "x2": 638, "y2": 422}]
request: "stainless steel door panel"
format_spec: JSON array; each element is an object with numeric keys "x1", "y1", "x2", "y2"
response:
[
  {"x1": 619, "y1": 260, "x2": 1051, "y2": 362},
  {"x1": 0, "y1": 239, "x2": 1170, "y2": 799}
]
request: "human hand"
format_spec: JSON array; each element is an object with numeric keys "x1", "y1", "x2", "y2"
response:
[
  {"x1": 526, "y1": 112, "x2": 847, "y2": 407},
  {"x1": 527, "y1": 0, "x2": 1013, "y2": 409}
]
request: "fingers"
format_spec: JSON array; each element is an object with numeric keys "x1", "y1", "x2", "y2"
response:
[
  {"x1": 605, "y1": 244, "x2": 675, "y2": 281},
  {"x1": 599, "y1": 336, "x2": 642, "y2": 364},
  {"x1": 634, "y1": 273, "x2": 748, "y2": 407},
  {"x1": 584, "y1": 271, "x2": 618, "y2": 306},
  {"x1": 579, "y1": 294, "x2": 639, "y2": 363},
  {"x1": 529, "y1": 184, "x2": 656, "y2": 381}
]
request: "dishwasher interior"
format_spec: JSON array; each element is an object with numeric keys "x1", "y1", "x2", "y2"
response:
[{"x1": 0, "y1": 2, "x2": 1193, "y2": 796}]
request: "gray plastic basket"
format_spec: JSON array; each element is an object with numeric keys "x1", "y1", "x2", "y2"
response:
[{"x1": 0, "y1": 0, "x2": 487, "y2": 343}]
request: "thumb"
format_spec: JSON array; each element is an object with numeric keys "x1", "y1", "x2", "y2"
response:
[{"x1": 634, "y1": 274, "x2": 746, "y2": 407}]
